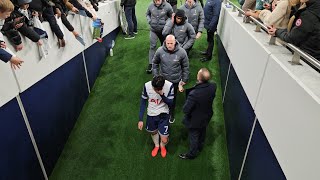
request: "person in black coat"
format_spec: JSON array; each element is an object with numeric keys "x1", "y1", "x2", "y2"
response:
[{"x1": 179, "y1": 68, "x2": 216, "y2": 159}]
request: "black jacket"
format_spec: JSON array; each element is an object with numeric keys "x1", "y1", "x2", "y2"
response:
[
  {"x1": 2, "y1": 7, "x2": 40, "y2": 45},
  {"x1": 120, "y1": 0, "x2": 136, "y2": 7},
  {"x1": 183, "y1": 82, "x2": 216, "y2": 129},
  {"x1": 276, "y1": 0, "x2": 320, "y2": 61}
]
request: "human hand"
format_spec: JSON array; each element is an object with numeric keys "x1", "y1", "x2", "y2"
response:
[
  {"x1": 171, "y1": 13, "x2": 175, "y2": 24},
  {"x1": 10, "y1": 56, "x2": 24, "y2": 70},
  {"x1": 178, "y1": 84, "x2": 184, "y2": 92},
  {"x1": 92, "y1": 15, "x2": 97, "y2": 21},
  {"x1": 15, "y1": 44, "x2": 23, "y2": 51},
  {"x1": 55, "y1": 8, "x2": 61, "y2": 18},
  {"x1": 32, "y1": 11, "x2": 39, "y2": 17},
  {"x1": 196, "y1": 32, "x2": 202, "y2": 39},
  {"x1": 72, "y1": 7, "x2": 79, "y2": 13},
  {"x1": 15, "y1": 22, "x2": 23, "y2": 29},
  {"x1": 155, "y1": 89, "x2": 164, "y2": 96},
  {"x1": 263, "y1": 3, "x2": 271, "y2": 9},
  {"x1": 179, "y1": 81, "x2": 186, "y2": 92},
  {"x1": 267, "y1": 25, "x2": 276, "y2": 36},
  {"x1": 37, "y1": 39, "x2": 43, "y2": 46},
  {"x1": 0, "y1": 41, "x2": 6, "y2": 49},
  {"x1": 244, "y1": 9, "x2": 253, "y2": 16},
  {"x1": 138, "y1": 121, "x2": 143, "y2": 130}
]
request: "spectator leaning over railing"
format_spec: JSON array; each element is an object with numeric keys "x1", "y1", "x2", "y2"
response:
[
  {"x1": 180, "y1": 0, "x2": 204, "y2": 40},
  {"x1": 52, "y1": 0, "x2": 80, "y2": 38},
  {"x1": 29, "y1": 0, "x2": 66, "y2": 47},
  {"x1": 245, "y1": 0, "x2": 300, "y2": 29},
  {"x1": 1, "y1": 0, "x2": 43, "y2": 51},
  {"x1": 268, "y1": 0, "x2": 320, "y2": 61},
  {"x1": 0, "y1": 0, "x2": 24, "y2": 69}
]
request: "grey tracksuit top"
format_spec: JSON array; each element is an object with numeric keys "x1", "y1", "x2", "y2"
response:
[
  {"x1": 152, "y1": 40, "x2": 189, "y2": 83},
  {"x1": 180, "y1": 1, "x2": 205, "y2": 32},
  {"x1": 162, "y1": 18, "x2": 196, "y2": 50},
  {"x1": 146, "y1": 1, "x2": 173, "y2": 32}
]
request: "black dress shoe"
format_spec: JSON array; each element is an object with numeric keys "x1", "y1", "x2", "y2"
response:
[
  {"x1": 200, "y1": 57, "x2": 212, "y2": 62},
  {"x1": 179, "y1": 153, "x2": 195, "y2": 160},
  {"x1": 200, "y1": 51, "x2": 208, "y2": 56},
  {"x1": 146, "y1": 64, "x2": 152, "y2": 74}
]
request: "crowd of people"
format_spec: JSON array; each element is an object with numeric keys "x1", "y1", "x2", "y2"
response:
[
  {"x1": 0, "y1": 0, "x2": 101, "y2": 68},
  {"x1": 243, "y1": 0, "x2": 320, "y2": 60}
]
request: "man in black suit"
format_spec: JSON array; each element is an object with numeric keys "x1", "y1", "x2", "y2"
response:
[{"x1": 179, "y1": 68, "x2": 216, "y2": 159}]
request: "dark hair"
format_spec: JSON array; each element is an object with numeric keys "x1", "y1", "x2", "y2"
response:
[{"x1": 152, "y1": 75, "x2": 165, "y2": 90}]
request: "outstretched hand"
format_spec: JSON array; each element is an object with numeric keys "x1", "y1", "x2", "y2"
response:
[{"x1": 138, "y1": 121, "x2": 143, "y2": 130}]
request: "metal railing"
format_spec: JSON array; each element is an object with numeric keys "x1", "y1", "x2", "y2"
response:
[{"x1": 223, "y1": 0, "x2": 320, "y2": 70}]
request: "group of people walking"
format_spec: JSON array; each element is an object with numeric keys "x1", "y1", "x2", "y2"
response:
[{"x1": 121, "y1": 0, "x2": 221, "y2": 159}]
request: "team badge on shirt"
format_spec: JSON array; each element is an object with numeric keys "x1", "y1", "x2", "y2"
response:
[{"x1": 295, "y1": 19, "x2": 302, "y2": 27}]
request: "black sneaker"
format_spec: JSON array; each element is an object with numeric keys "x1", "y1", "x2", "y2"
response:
[
  {"x1": 133, "y1": 32, "x2": 138, "y2": 35},
  {"x1": 200, "y1": 57, "x2": 212, "y2": 62},
  {"x1": 124, "y1": 34, "x2": 135, "y2": 39},
  {"x1": 146, "y1": 64, "x2": 152, "y2": 74},
  {"x1": 179, "y1": 153, "x2": 195, "y2": 160}
]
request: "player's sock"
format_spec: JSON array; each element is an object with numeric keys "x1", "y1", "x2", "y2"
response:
[{"x1": 151, "y1": 133, "x2": 160, "y2": 147}]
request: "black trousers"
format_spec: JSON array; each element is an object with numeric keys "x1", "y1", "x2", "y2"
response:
[
  {"x1": 206, "y1": 30, "x2": 215, "y2": 59},
  {"x1": 187, "y1": 127, "x2": 207, "y2": 157}
]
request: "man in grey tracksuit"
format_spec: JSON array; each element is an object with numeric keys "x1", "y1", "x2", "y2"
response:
[
  {"x1": 153, "y1": 35, "x2": 189, "y2": 123},
  {"x1": 146, "y1": 0, "x2": 173, "y2": 74},
  {"x1": 180, "y1": 0, "x2": 204, "y2": 39},
  {"x1": 162, "y1": 9, "x2": 196, "y2": 54}
]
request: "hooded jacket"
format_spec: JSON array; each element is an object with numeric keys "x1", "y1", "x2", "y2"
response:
[
  {"x1": 162, "y1": 14, "x2": 196, "y2": 50},
  {"x1": 146, "y1": 0, "x2": 173, "y2": 32},
  {"x1": 152, "y1": 40, "x2": 189, "y2": 83},
  {"x1": 276, "y1": 0, "x2": 320, "y2": 60},
  {"x1": 180, "y1": 0, "x2": 204, "y2": 32}
]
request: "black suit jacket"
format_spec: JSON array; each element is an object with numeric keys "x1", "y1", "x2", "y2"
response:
[{"x1": 183, "y1": 82, "x2": 216, "y2": 129}]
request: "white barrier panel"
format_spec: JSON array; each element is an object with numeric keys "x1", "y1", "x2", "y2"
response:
[
  {"x1": 218, "y1": 6, "x2": 270, "y2": 108},
  {"x1": 0, "y1": 0, "x2": 120, "y2": 108},
  {"x1": 0, "y1": 62, "x2": 19, "y2": 107},
  {"x1": 255, "y1": 54, "x2": 320, "y2": 180},
  {"x1": 218, "y1": 4, "x2": 320, "y2": 179}
]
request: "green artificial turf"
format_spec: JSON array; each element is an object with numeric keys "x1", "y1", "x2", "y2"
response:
[{"x1": 50, "y1": 0, "x2": 230, "y2": 179}]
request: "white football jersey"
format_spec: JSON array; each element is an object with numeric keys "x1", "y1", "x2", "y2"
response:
[{"x1": 141, "y1": 80, "x2": 174, "y2": 116}]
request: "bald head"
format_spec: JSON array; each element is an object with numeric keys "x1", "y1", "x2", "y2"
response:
[
  {"x1": 165, "y1": 35, "x2": 176, "y2": 51},
  {"x1": 197, "y1": 68, "x2": 211, "y2": 83}
]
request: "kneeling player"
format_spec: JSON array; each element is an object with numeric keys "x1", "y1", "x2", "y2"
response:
[{"x1": 138, "y1": 75, "x2": 174, "y2": 158}]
